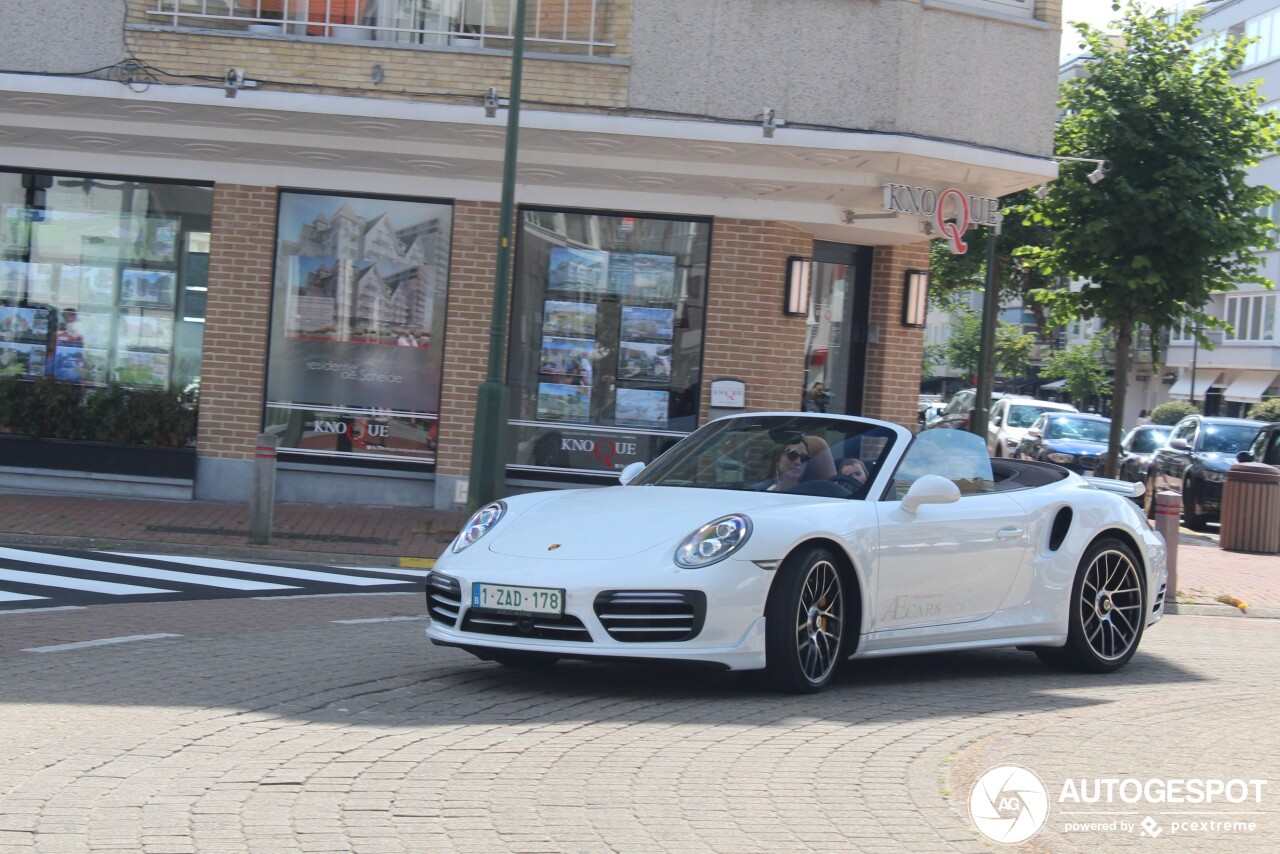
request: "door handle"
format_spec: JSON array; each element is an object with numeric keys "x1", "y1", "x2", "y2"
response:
[{"x1": 996, "y1": 527, "x2": 1024, "y2": 540}]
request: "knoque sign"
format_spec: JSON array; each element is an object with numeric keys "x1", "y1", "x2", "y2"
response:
[{"x1": 882, "y1": 183, "x2": 1001, "y2": 255}]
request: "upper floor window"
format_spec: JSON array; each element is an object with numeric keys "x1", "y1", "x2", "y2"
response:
[
  {"x1": 1224, "y1": 292, "x2": 1277, "y2": 342},
  {"x1": 1244, "y1": 10, "x2": 1280, "y2": 67},
  {"x1": 148, "y1": 0, "x2": 618, "y2": 57}
]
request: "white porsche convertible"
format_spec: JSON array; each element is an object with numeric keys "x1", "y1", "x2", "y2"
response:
[{"x1": 426, "y1": 413, "x2": 1167, "y2": 692}]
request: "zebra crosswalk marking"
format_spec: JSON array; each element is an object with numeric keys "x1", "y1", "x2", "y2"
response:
[
  {"x1": 111, "y1": 554, "x2": 414, "y2": 587},
  {"x1": 0, "y1": 590, "x2": 45, "y2": 603},
  {"x1": 0, "y1": 567, "x2": 172, "y2": 596},
  {"x1": 0, "y1": 547, "x2": 298, "y2": 592}
]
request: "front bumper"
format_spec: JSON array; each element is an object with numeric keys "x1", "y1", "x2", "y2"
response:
[{"x1": 423, "y1": 554, "x2": 776, "y2": 671}]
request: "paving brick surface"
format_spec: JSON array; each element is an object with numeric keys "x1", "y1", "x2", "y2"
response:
[{"x1": 0, "y1": 598, "x2": 1275, "y2": 853}]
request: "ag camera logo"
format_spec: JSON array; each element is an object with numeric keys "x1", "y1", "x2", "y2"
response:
[{"x1": 970, "y1": 765, "x2": 1050, "y2": 844}]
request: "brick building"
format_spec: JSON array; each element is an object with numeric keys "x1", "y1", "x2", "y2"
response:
[{"x1": 0, "y1": 0, "x2": 1061, "y2": 508}]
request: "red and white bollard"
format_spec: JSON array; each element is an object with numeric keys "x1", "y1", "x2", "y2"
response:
[{"x1": 1153, "y1": 490, "x2": 1181, "y2": 613}]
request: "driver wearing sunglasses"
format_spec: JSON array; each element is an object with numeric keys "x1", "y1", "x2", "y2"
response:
[{"x1": 767, "y1": 437, "x2": 814, "y2": 492}]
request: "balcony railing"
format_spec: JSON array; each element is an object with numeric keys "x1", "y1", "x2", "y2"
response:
[{"x1": 147, "y1": 1, "x2": 616, "y2": 57}]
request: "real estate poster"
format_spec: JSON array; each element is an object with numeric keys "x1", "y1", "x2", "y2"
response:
[
  {"x1": 539, "y1": 336, "x2": 594, "y2": 384},
  {"x1": 536, "y1": 382, "x2": 591, "y2": 422},
  {"x1": 120, "y1": 268, "x2": 176, "y2": 308},
  {"x1": 266, "y1": 192, "x2": 453, "y2": 426},
  {"x1": 114, "y1": 350, "x2": 170, "y2": 388},
  {"x1": 543, "y1": 300, "x2": 597, "y2": 338},
  {"x1": 620, "y1": 306, "x2": 674, "y2": 341},
  {"x1": 615, "y1": 388, "x2": 669, "y2": 428},
  {"x1": 548, "y1": 247, "x2": 608, "y2": 294},
  {"x1": 618, "y1": 340, "x2": 672, "y2": 383}
]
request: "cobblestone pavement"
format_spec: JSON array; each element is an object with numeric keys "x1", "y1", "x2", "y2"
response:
[{"x1": 0, "y1": 597, "x2": 1275, "y2": 853}]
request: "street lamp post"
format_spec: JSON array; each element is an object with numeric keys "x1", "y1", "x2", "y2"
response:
[
  {"x1": 971, "y1": 221, "x2": 1000, "y2": 440},
  {"x1": 467, "y1": 0, "x2": 528, "y2": 513}
]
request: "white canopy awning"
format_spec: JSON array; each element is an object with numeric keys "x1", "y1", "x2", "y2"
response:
[
  {"x1": 1040, "y1": 378, "x2": 1067, "y2": 390},
  {"x1": 1224, "y1": 371, "x2": 1280, "y2": 403},
  {"x1": 1168, "y1": 371, "x2": 1223, "y2": 400}
]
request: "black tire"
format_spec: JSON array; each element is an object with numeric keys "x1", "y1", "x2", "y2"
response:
[
  {"x1": 470, "y1": 648, "x2": 560, "y2": 669},
  {"x1": 1035, "y1": 537, "x2": 1145, "y2": 674},
  {"x1": 1182, "y1": 480, "x2": 1208, "y2": 531},
  {"x1": 765, "y1": 546, "x2": 848, "y2": 693}
]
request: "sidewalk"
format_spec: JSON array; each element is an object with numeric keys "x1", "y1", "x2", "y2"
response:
[
  {"x1": 0, "y1": 489, "x2": 1275, "y2": 616},
  {"x1": 0, "y1": 492, "x2": 467, "y2": 567}
]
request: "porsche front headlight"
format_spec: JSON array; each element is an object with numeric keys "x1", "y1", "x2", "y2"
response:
[
  {"x1": 1047, "y1": 452, "x2": 1076, "y2": 464},
  {"x1": 675, "y1": 514, "x2": 752, "y2": 568},
  {"x1": 1204, "y1": 470, "x2": 1227, "y2": 484},
  {"x1": 452, "y1": 500, "x2": 506, "y2": 553}
]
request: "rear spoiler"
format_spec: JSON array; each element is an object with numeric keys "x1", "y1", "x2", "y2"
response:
[{"x1": 1084, "y1": 476, "x2": 1145, "y2": 500}]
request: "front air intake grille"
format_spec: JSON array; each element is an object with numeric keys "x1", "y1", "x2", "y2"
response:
[
  {"x1": 426, "y1": 572, "x2": 462, "y2": 627},
  {"x1": 593, "y1": 590, "x2": 707, "y2": 642},
  {"x1": 461, "y1": 611, "x2": 593, "y2": 642},
  {"x1": 1077, "y1": 454, "x2": 1100, "y2": 470},
  {"x1": 1154, "y1": 581, "x2": 1166, "y2": 614}
]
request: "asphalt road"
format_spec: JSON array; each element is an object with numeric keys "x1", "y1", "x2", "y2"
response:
[{"x1": 0, "y1": 594, "x2": 1276, "y2": 853}]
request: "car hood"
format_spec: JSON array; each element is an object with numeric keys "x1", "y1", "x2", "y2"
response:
[
  {"x1": 1199, "y1": 453, "x2": 1237, "y2": 472},
  {"x1": 1045, "y1": 439, "x2": 1108, "y2": 455},
  {"x1": 486, "y1": 485, "x2": 807, "y2": 560}
]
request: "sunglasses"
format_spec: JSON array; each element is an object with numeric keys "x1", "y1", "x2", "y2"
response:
[{"x1": 785, "y1": 448, "x2": 811, "y2": 463}]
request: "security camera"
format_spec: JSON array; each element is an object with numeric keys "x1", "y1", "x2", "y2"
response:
[{"x1": 1086, "y1": 162, "x2": 1108, "y2": 184}]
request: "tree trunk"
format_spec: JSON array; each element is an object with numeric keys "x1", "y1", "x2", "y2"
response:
[{"x1": 1104, "y1": 319, "x2": 1134, "y2": 478}]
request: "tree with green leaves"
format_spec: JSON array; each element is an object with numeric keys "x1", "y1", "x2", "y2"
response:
[
  {"x1": 1019, "y1": 3, "x2": 1278, "y2": 477},
  {"x1": 1041, "y1": 340, "x2": 1110, "y2": 409},
  {"x1": 942, "y1": 308, "x2": 1036, "y2": 383}
]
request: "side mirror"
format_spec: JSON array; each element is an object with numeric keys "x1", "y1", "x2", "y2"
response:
[
  {"x1": 1169, "y1": 438, "x2": 1191, "y2": 451},
  {"x1": 618, "y1": 461, "x2": 645, "y2": 485},
  {"x1": 901, "y1": 475, "x2": 962, "y2": 513},
  {"x1": 1238, "y1": 451, "x2": 1255, "y2": 464},
  {"x1": 1027, "y1": 428, "x2": 1041, "y2": 439}
]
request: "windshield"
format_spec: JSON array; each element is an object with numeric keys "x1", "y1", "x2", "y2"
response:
[
  {"x1": 1199, "y1": 424, "x2": 1260, "y2": 454},
  {"x1": 1008, "y1": 404, "x2": 1059, "y2": 428},
  {"x1": 631, "y1": 415, "x2": 899, "y2": 499},
  {"x1": 1130, "y1": 427, "x2": 1171, "y2": 453},
  {"x1": 1045, "y1": 416, "x2": 1110, "y2": 443}
]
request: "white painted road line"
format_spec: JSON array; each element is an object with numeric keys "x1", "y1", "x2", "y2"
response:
[
  {"x1": 0, "y1": 568, "x2": 172, "y2": 596},
  {"x1": 335, "y1": 566, "x2": 430, "y2": 578},
  {"x1": 0, "y1": 547, "x2": 299, "y2": 592},
  {"x1": 0, "y1": 590, "x2": 45, "y2": 603},
  {"x1": 111, "y1": 554, "x2": 414, "y2": 586},
  {"x1": 331, "y1": 616, "x2": 427, "y2": 624},
  {"x1": 23, "y1": 633, "x2": 184, "y2": 653}
]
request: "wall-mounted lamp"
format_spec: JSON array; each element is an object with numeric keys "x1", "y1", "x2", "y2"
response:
[
  {"x1": 758, "y1": 107, "x2": 785, "y2": 138},
  {"x1": 223, "y1": 68, "x2": 258, "y2": 98},
  {"x1": 902, "y1": 269, "x2": 929, "y2": 328},
  {"x1": 1053, "y1": 155, "x2": 1110, "y2": 184},
  {"x1": 1035, "y1": 184, "x2": 1050, "y2": 200},
  {"x1": 785, "y1": 256, "x2": 812, "y2": 316}
]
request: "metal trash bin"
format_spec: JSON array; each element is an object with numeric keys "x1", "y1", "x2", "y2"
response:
[{"x1": 1219, "y1": 461, "x2": 1280, "y2": 554}]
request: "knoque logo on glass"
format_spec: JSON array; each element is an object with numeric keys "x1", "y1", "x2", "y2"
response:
[{"x1": 969, "y1": 764, "x2": 1050, "y2": 844}]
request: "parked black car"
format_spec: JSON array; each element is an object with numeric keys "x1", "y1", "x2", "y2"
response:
[
  {"x1": 1116, "y1": 424, "x2": 1174, "y2": 500},
  {"x1": 1145, "y1": 415, "x2": 1262, "y2": 530},
  {"x1": 1239, "y1": 421, "x2": 1280, "y2": 467},
  {"x1": 1014, "y1": 412, "x2": 1112, "y2": 474}
]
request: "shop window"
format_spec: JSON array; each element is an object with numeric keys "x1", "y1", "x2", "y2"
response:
[
  {"x1": 0, "y1": 170, "x2": 210, "y2": 436},
  {"x1": 507, "y1": 208, "x2": 710, "y2": 477},
  {"x1": 264, "y1": 190, "x2": 452, "y2": 465}
]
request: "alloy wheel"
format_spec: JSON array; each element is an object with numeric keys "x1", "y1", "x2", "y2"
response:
[
  {"x1": 794, "y1": 558, "x2": 844, "y2": 683},
  {"x1": 1078, "y1": 547, "x2": 1143, "y2": 661}
]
